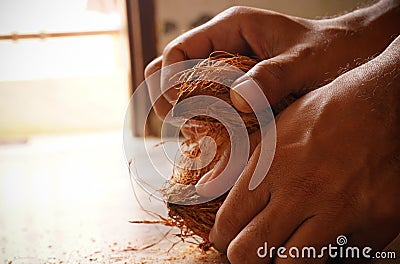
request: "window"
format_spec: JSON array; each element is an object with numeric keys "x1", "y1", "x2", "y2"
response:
[{"x1": 0, "y1": 0, "x2": 130, "y2": 140}]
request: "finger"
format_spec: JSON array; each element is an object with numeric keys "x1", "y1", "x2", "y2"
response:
[
  {"x1": 152, "y1": 96, "x2": 173, "y2": 120},
  {"x1": 226, "y1": 198, "x2": 307, "y2": 264},
  {"x1": 230, "y1": 53, "x2": 308, "y2": 113},
  {"x1": 160, "y1": 27, "x2": 216, "y2": 103},
  {"x1": 144, "y1": 56, "x2": 163, "y2": 78},
  {"x1": 144, "y1": 56, "x2": 173, "y2": 119},
  {"x1": 162, "y1": 29, "x2": 214, "y2": 66},
  {"x1": 195, "y1": 130, "x2": 261, "y2": 197},
  {"x1": 208, "y1": 142, "x2": 271, "y2": 251},
  {"x1": 161, "y1": 13, "x2": 250, "y2": 68},
  {"x1": 161, "y1": 16, "x2": 251, "y2": 102},
  {"x1": 275, "y1": 216, "x2": 346, "y2": 264}
]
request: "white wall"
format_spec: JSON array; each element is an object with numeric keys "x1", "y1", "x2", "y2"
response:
[{"x1": 155, "y1": 0, "x2": 369, "y2": 53}]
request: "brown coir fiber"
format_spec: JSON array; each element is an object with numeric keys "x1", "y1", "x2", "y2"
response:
[
  {"x1": 133, "y1": 52, "x2": 295, "y2": 250},
  {"x1": 165, "y1": 52, "x2": 261, "y2": 250}
]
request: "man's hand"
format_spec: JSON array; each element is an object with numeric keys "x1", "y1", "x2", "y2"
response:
[
  {"x1": 145, "y1": 0, "x2": 400, "y2": 119},
  {"x1": 209, "y1": 36, "x2": 400, "y2": 263}
]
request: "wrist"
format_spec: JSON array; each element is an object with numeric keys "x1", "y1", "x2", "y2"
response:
[
  {"x1": 307, "y1": 0, "x2": 400, "y2": 87},
  {"x1": 327, "y1": 35, "x2": 400, "y2": 145},
  {"x1": 329, "y1": 0, "x2": 400, "y2": 59}
]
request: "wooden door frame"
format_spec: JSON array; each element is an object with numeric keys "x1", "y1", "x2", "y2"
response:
[{"x1": 126, "y1": 0, "x2": 157, "y2": 136}]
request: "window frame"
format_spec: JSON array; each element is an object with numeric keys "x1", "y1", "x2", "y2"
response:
[{"x1": 126, "y1": 0, "x2": 157, "y2": 136}]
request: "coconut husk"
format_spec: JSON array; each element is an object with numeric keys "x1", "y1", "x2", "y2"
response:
[
  {"x1": 134, "y1": 52, "x2": 296, "y2": 251},
  {"x1": 165, "y1": 52, "x2": 261, "y2": 250}
]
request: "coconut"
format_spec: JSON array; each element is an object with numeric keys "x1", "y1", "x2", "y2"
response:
[
  {"x1": 132, "y1": 52, "x2": 295, "y2": 251},
  {"x1": 165, "y1": 52, "x2": 261, "y2": 250}
]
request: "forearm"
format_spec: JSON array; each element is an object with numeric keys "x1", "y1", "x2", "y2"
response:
[
  {"x1": 341, "y1": 0, "x2": 399, "y2": 52},
  {"x1": 346, "y1": 34, "x2": 400, "y2": 116},
  {"x1": 326, "y1": 0, "x2": 400, "y2": 61},
  {"x1": 359, "y1": 34, "x2": 400, "y2": 136},
  {"x1": 304, "y1": 0, "x2": 398, "y2": 85}
]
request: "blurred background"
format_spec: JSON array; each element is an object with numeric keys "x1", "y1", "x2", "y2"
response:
[
  {"x1": 0, "y1": 0, "x2": 129, "y2": 140},
  {"x1": 0, "y1": 0, "x2": 369, "y2": 140},
  {"x1": 1, "y1": 0, "x2": 377, "y2": 263}
]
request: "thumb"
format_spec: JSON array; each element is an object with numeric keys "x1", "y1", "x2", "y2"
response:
[{"x1": 230, "y1": 55, "x2": 300, "y2": 113}]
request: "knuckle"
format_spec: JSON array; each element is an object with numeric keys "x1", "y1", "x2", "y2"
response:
[
  {"x1": 299, "y1": 45, "x2": 315, "y2": 58},
  {"x1": 218, "y1": 6, "x2": 254, "y2": 20},
  {"x1": 162, "y1": 42, "x2": 181, "y2": 59},
  {"x1": 144, "y1": 60, "x2": 159, "y2": 78},
  {"x1": 162, "y1": 32, "x2": 188, "y2": 57},
  {"x1": 223, "y1": 6, "x2": 246, "y2": 16},
  {"x1": 258, "y1": 60, "x2": 286, "y2": 84},
  {"x1": 248, "y1": 60, "x2": 287, "y2": 97},
  {"x1": 144, "y1": 64, "x2": 152, "y2": 78}
]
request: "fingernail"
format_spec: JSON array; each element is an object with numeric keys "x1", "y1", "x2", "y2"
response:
[
  {"x1": 231, "y1": 79, "x2": 267, "y2": 113},
  {"x1": 196, "y1": 170, "x2": 222, "y2": 198},
  {"x1": 230, "y1": 89, "x2": 252, "y2": 113},
  {"x1": 195, "y1": 147, "x2": 242, "y2": 198},
  {"x1": 196, "y1": 170, "x2": 214, "y2": 186},
  {"x1": 196, "y1": 163, "x2": 228, "y2": 198}
]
